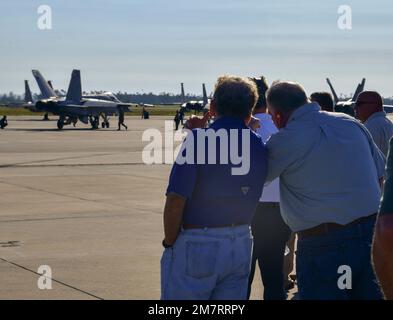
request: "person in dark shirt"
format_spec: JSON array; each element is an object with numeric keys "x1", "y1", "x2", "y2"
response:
[
  {"x1": 179, "y1": 109, "x2": 185, "y2": 125},
  {"x1": 173, "y1": 110, "x2": 180, "y2": 130},
  {"x1": 0, "y1": 115, "x2": 8, "y2": 129},
  {"x1": 117, "y1": 108, "x2": 128, "y2": 131},
  {"x1": 310, "y1": 92, "x2": 335, "y2": 112},
  {"x1": 161, "y1": 75, "x2": 268, "y2": 300},
  {"x1": 373, "y1": 137, "x2": 393, "y2": 299}
]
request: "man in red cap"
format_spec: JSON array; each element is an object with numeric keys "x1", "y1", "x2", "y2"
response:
[{"x1": 355, "y1": 91, "x2": 393, "y2": 156}]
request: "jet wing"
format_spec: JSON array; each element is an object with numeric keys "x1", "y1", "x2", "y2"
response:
[
  {"x1": 384, "y1": 105, "x2": 393, "y2": 114},
  {"x1": 121, "y1": 103, "x2": 153, "y2": 108},
  {"x1": 60, "y1": 105, "x2": 118, "y2": 117}
]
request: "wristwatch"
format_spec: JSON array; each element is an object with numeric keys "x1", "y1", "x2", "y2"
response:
[{"x1": 162, "y1": 239, "x2": 173, "y2": 249}]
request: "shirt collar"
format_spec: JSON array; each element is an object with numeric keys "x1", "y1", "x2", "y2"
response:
[
  {"x1": 288, "y1": 102, "x2": 320, "y2": 123},
  {"x1": 365, "y1": 111, "x2": 387, "y2": 124},
  {"x1": 210, "y1": 116, "x2": 247, "y2": 129},
  {"x1": 254, "y1": 113, "x2": 272, "y2": 121}
]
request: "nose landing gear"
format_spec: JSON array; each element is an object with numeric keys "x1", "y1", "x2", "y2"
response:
[
  {"x1": 89, "y1": 116, "x2": 99, "y2": 129},
  {"x1": 57, "y1": 117, "x2": 65, "y2": 130}
]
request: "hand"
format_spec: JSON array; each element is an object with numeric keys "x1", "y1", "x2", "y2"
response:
[
  {"x1": 248, "y1": 116, "x2": 261, "y2": 132},
  {"x1": 162, "y1": 239, "x2": 174, "y2": 248},
  {"x1": 185, "y1": 111, "x2": 211, "y2": 129}
]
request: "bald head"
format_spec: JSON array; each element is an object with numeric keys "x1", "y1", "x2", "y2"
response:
[
  {"x1": 355, "y1": 91, "x2": 384, "y2": 122},
  {"x1": 266, "y1": 81, "x2": 308, "y2": 113},
  {"x1": 266, "y1": 81, "x2": 309, "y2": 128}
]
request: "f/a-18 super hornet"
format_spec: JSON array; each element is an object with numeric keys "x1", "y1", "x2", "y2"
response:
[
  {"x1": 326, "y1": 78, "x2": 366, "y2": 116},
  {"x1": 32, "y1": 69, "x2": 133, "y2": 129},
  {"x1": 179, "y1": 83, "x2": 209, "y2": 113},
  {"x1": 5, "y1": 80, "x2": 35, "y2": 109},
  {"x1": 22, "y1": 79, "x2": 51, "y2": 120},
  {"x1": 326, "y1": 78, "x2": 393, "y2": 114}
]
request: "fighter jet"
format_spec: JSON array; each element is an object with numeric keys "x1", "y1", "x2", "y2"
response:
[
  {"x1": 180, "y1": 83, "x2": 209, "y2": 113},
  {"x1": 4, "y1": 80, "x2": 34, "y2": 109},
  {"x1": 327, "y1": 78, "x2": 393, "y2": 114},
  {"x1": 326, "y1": 78, "x2": 366, "y2": 116},
  {"x1": 82, "y1": 91, "x2": 154, "y2": 108},
  {"x1": 32, "y1": 69, "x2": 133, "y2": 129}
]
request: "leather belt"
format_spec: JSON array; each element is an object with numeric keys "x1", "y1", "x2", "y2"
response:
[
  {"x1": 298, "y1": 213, "x2": 377, "y2": 239},
  {"x1": 183, "y1": 222, "x2": 248, "y2": 230}
]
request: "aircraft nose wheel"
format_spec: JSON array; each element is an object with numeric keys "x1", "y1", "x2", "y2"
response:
[
  {"x1": 90, "y1": 117, "x2": 99, "y2": 129},
  {"x1": 57, "y1": 120, "x2": 64, "y2": 130}
]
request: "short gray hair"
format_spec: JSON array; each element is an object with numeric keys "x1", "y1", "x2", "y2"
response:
[{"x1": 266, "y1": 81, "x2": 308, "y2": 114}]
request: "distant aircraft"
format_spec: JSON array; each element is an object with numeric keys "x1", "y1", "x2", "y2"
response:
[
  {"x1": 3, "y1": 80, "x2": 43, "y2": 113},
  {"x1": 326, "y1": 78, "x2": 366, "y2": 116},
  {"x1": 180, "y1": 83, "x2": 209, "y2": 113},
  {"x1": 22, "y1": 80, "x2": 51, "y2": 120},
  {"x1": 32, "y1": 69, "x2": 134, "y2": 129},
  {"x1": 326, "y1": 78, "x2": 393, "y2": 115}
]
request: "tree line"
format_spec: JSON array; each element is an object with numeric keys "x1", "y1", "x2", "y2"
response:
[
  {"x1": 1, "y1": 91, "x2": 393, "y2": 106},
  {"x1": 0, "y1": 91, "x2": 202, "y2": 105}
]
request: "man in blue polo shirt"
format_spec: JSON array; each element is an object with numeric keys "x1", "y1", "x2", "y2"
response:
[{"x1": 160, "y1": 75, "x2": 267, "y2": 300}]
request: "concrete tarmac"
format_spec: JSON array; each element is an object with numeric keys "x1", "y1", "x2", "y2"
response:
[{"x1": 0, "y1": 116, "x2": 293, "y2": 299}]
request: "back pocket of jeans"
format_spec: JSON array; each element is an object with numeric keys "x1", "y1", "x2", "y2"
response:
[{"x1": 186, "y1": 241, "x2": 219, "y2": 279}]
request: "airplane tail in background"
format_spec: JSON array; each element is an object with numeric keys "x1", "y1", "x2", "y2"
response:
[
  {"x1": 181, "y1": 83, "x2": 185, "y2": 103},
  {"x1": 326, "y1": 78, "x2": 339, "y2": 103},
  {"x1": 32, "y1": 70, "x2": 57, "y2": 99},
  {"x1": 202, "y1": 83, "x2": 208, "y2": 106},
  {"x1": 352, "y1": 78, "x2": 366, "y2": 101},
  {"x1": 24, "y1": 80, "x2": 33, "y2": 103},
  {"x1": 66, "y1": 69, "x2": 82, "y2": 103}
]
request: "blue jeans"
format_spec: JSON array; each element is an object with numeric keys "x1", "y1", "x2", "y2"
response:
[
  {"x1": 296, "y1": 215, "x2": 383, "y2": 300},
  {"x1": 161, "y1": 225, "x2": 253, "y2": 300}
]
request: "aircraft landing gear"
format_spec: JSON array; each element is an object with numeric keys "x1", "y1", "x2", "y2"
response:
[
  {"x1": 100, "y1": 114, "x2": 110, "y2": 129},
  {"x1": 42, "y1": 113, "x2": 49, "y2": 121},
  {"x1": 90, "y1": 116, "x2": 99, "y2": 129},
  {"x1": 57, "y1": 118, "x2": 64, "y2": 130}
]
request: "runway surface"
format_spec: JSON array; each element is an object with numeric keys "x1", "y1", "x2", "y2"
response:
[{"x1": 0, "y1": 116, "x2": 292, "y2": 299}]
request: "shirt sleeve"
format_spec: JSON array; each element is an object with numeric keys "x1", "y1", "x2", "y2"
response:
[
  {"x1": 265, "y1": 129, "x2": 298, "y2": 182},
  {"x1": 380, "y1": 138, "x2": 393, "y2": 215},
  {"x1": 165, "y1": 132, "x2": 198, "y2": 199},
  {"x1": 360, "y1": 122, "x2": 386, "y2": 178}
]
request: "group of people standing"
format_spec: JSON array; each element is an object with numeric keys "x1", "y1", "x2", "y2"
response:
[{"x1": 160, "y1": 74, "x2": 393, "y2": 300}]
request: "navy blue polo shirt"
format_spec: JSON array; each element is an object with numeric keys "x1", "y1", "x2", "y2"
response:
[{"x1": 166, "y1": 116, "x2": 267, "y2": 227}]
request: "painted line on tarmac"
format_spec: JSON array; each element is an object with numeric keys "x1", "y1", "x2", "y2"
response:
[
  {"x1": 0, "y1": 162, "x2": 155, "y2": 168},
  {"x1": 0, "y1": 257, "x2": 104, "y2": 300}
]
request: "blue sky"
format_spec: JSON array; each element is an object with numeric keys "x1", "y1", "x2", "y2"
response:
[{"x1": 1, "y1": 0, "x2": 393, "y2": 96}]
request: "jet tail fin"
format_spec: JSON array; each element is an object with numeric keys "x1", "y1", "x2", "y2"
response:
[
  {"x1": 326, "y1": 78, "x2": 339, "y2": 103},
  {"x1": 24, "y1": 80, "x2": 33, "y2": 103},
  {"x1": 202, "y1": 83, "x2": 208, "y2": 106},
  {"x1": 352, "y1": 78, "x2": 366, "y2": 101},
  {"x1": 66, "y1": 69, "x2": 82, "y2": 103},
  {"x1": 32, "y1": 70, "x2": 57, "y2": 99},
  {"x1": 181, "y1": 83, "x2": 185, "y2": 103}
]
